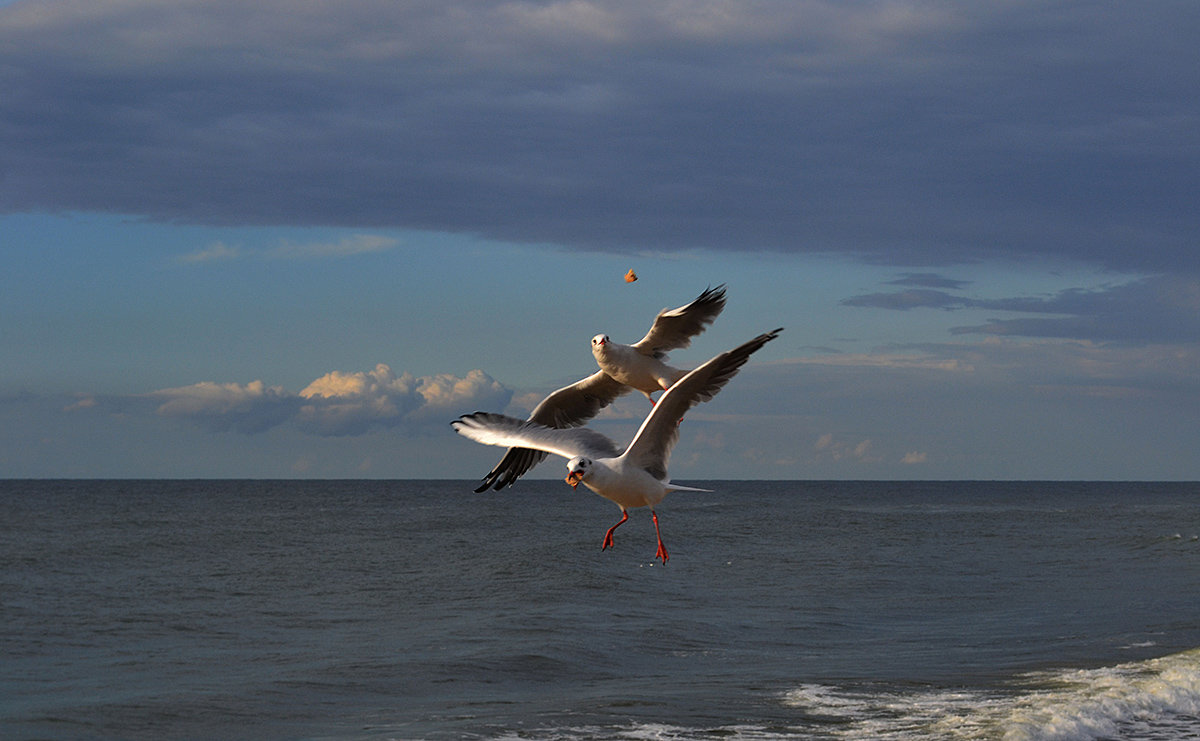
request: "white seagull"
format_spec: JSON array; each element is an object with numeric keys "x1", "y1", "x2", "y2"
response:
[
  {"x1": 590, "y1": 284, "x2": 727, "y2": 404},
  {"x1": 473, "y1": 285, "x2": 727, "y2": 492},
  {"x1": 453, "y1": 328, "x2": 781, "y2": 563}
]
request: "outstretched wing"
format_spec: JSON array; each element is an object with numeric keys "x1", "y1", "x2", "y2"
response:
[
  {"x1": 473, "y1": 371, "x2": 630, "y2": 491},
  {"x1": 632, "y1": 285, "x2": 726, "y2": 355},
  {"x1": 454, "y1": 412, "x2": 623, "y2": 464},
  {"x1": 623, "y1": 328, "x2": 782, "y2": 480},
  {"x1": 529, "y1": 371, "x2": 630, "y2": 427}
]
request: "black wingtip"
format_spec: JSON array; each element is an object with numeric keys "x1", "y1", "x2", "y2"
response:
[
  {"x1": 698, "y1": 284, "x2": 728, "y2": 305},
  {"x1": 464, "y1": 437, "x2": 551, "y2": 493},
  {"x1": 743, "y1": 327, "x2": 783, "y2": 352}
]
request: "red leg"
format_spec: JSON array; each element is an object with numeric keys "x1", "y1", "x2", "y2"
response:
[
  {"x1": 652, "y1": 510, "x2": 669, "y2": 564},
  {"x1": 601, "y1": 510, "x2": 628, "y2": 551}
]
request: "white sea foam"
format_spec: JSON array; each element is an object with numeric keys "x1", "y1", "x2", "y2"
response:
[
  {"x1": 1004, "y1": 649, "x2": 1200, "y2": 741},
  {"x1": 490, "y1": 723, "x2": 814, "y2": 740},
  {"x1": 782, "y1": 648, "x2": 1200, "y2": 740},
  {"x1": 490, "y1": 651, "x2": 1200, "y2": 741}
]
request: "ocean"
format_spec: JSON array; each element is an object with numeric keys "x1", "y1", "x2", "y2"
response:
[{"x1": 2, "y1": 479, "x2": 1199, "y2": 740}]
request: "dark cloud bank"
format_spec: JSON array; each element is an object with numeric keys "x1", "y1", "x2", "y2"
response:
[{"x1": 2, "y1": 0, "x2": 1198, "y2": 272}]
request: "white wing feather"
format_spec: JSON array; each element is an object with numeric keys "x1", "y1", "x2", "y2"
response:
[
  {"x1": 453, "y1": 412, "x2": 622, "y2": 462},
  {"x1": 623, "y1": 328, "x2": 782, "y2": 479}
]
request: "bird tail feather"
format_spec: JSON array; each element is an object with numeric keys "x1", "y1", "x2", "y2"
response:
[{"x1": 665, "y1": 482, "x2": 712, "y2": 493}]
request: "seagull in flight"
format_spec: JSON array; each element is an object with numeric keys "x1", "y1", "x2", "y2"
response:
[
  {"x1": 473, "y1": 285, "x2": 727, "y2": 492},
  {"x1": 453, "y1": 328, "x2": 782, "y2": 563},
  {"x1": 590, "y1": 284, "x2": 727, "y2": 404}
]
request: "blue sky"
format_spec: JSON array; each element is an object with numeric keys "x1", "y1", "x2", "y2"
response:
[{"x1": 2, "y1": 0, "x2": 1198, "y2": 480}]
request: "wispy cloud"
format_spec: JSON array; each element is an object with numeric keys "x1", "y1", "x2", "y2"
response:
[
  {"x1": 844, "y1": 275, "x2": 1200, "y2": 344},
  {"x1": 267, "y1": 234, "x2": 400, "y2": 260},
  {"x1": 886, "y1": 273, "x2": 972, "y2": 290},
  {"x1": 179, "y1": 234, "x2": 399, "y2": 264},
  {"x1": 791, "y1": 353, "x2": 972, "y2": 372},
  {"x1": 63, "y1": 395, "x2": 97, "y2": 412},
  {"x1": 949, "y1": 276, "x2": 1200, "y2": 343},
  {"x1": 179, "y1": 242, "x2": 241, "y2": 263},
  {"x1": 842, "y1": 289, "x2": 966, "y2": 311},
  {"x1": 814, "y1": 433, "x2": 880, "y2": 464}
]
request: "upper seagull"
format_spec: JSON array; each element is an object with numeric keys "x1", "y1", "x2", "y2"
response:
[
  {"x1": 589, "y1": 284, "x2": 727, "y2": 404},
  {"x1": 453, "y1": 328, "x2": 782, "y2": 563},
  {"x1": 473, "y1": 285, "x2": 727, "y2": 492}
]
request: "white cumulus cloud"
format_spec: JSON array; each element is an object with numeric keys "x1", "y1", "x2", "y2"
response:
[
  {"x1": 297, "y1": 364, "x2": 510, "y2": 436},
  {"x1": 148, "y1": 365, "x2": 510, "y2": 436},
  {"x1": 409, "y1": 369, "x2": 510, "y2": 421},
  {"x1": 152, "y1": 380, "x2": 296, "y2": 433},
  {"x1": 297, "y1": 364, "x2": 424, "y2": 436}
]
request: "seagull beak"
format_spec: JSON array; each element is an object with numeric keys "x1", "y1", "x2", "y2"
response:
[{"x1": 565, "y1": 472, "x2": 581, "y2": 488}]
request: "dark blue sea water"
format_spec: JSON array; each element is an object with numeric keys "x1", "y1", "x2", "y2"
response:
[{"x1": 3, "y1": 480, "x2": 1199, "y2": 740}]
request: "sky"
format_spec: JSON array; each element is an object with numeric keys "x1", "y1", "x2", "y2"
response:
[{"x1": 1, "y1": 0, "x2": 1198, "y2": 480}]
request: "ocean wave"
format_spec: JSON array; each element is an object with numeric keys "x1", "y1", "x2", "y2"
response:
[
  {"x1": 781, "y1": 647, "x2": 1200, "y2": 740},
  {"x1": 476, "y1": 650, "x2": 1200, "y2": 741}
]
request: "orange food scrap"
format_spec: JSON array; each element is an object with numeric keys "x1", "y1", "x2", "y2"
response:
[{"x1": 624, "y1": 269, "x2": 638, "y2": 283}]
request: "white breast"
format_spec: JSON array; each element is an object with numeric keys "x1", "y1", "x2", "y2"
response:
[{"x1": 580, "y1": 458, "x2": 668, "y2": 510}]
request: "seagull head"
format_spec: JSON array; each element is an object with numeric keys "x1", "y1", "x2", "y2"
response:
[
  {"x1": 591, "y1": 334, "x2": 609, "y2": 349},
  {"x1": 565, "y1": 457, "x2": 592, "y2": 489}
]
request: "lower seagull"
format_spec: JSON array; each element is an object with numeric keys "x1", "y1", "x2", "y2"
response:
[{"x1": 451, "y1": 328, "x2": 782, "y2": 563}]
